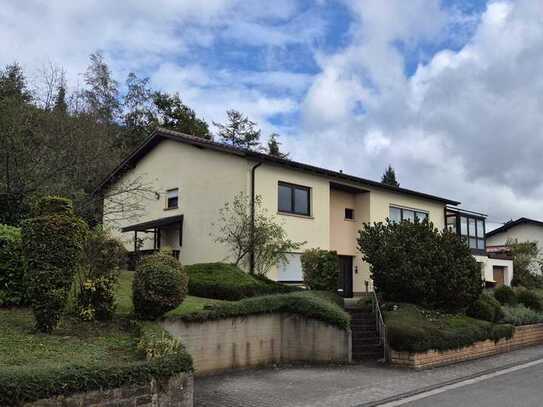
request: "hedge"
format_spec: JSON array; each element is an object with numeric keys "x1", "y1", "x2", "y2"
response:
[
  {"x1": 385, "y1": 303, "x2": 514, "y2": 353},
  {"x1": 177, "y1": 291, "x2": 350, "y2": 330},
  {"x1": 22, "y1": 196, "x2": 87, "y2": 332},
  {"x1": 0, "y1": 321, "x2": 192, "y2": 405},
  {"x1": 186, "y1": 262, "x2": 299, "y2": 301},
  {"x1": 0, "y1": 224, "x2": 25, "y2": 306}
]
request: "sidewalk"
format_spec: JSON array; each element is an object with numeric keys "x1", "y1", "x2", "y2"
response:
[{"x1": 195, "y1": 344, "x2": 543, "y2": 407}]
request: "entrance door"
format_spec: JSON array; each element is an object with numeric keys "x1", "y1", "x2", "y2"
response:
[
  {"x1": 493, "y1": 266, "x2": 505, "y2": 287},
  {"x1": 338, "y1": 256, "x2": 353, "y2": 298}
]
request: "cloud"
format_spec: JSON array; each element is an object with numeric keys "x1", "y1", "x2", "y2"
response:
[{"x1": 295, "y1": 0, "x2": 543, "y2": 223}]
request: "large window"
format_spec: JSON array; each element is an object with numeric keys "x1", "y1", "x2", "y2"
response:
[
  {"x1": 389, "y1": 206, "x2": 428, "y2": 223},
  {"x1": 278, "y1": 182, "x2": 310, "y2": 216},
  {"x1": 447, "y1": 211, "x2": 486, "y2": 251}
]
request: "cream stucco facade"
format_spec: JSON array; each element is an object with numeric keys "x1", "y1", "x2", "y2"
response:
[{"x1": 102, "y1": 130, "x2": 512, "y2": 296}]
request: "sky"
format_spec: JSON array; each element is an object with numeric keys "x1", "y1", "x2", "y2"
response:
[{"x1": 2, "y1": 0, "x2": 543, "y2": 229}]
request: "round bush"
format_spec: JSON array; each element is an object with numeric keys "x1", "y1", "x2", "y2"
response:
[
  {"x1": 301, "y1": 249, "x2": 339, "y2": 292},
  {"x1": 0, "y1": 224, "x2": 26, "y2": 306},
  {"x1": 22, "y1": 196, "x2": 87, "y2": 332},
  {"x1": 516, "y1": 288, "x2": 543, "y2": 312},
  {"x1": 467, "y1": 293, "x2": 504, "y2": 322},
  {"x1": 133, "y1": 253, "x2": 188, "y2": 320},
  {"x1": 494, "y1": 286, "x2": 517, "y2": 305}
]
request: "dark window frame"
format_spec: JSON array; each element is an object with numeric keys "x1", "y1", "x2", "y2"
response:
[
  {"x1": 278, "y1": 181, "x2": 311, "y2": 216},
  {"x1": 166, "y1": 188, "x2": 179, "y2": 210},
  {"x1": 389, "y1": 205, "x2": 429, "y2": 223},
  {"x1": 446, "y1": 211, "x2": 486, "y2": 254},
  {"x1": 345, "y1": 208, "x2": 354, "y2": 220}
]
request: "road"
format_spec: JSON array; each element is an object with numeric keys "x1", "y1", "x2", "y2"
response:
[{"x1": 381, "y1": 359, "x2": 543, "y2": 407}]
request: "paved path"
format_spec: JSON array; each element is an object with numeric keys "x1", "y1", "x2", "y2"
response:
[{"x1": 195, "y1": 345, "x2": 543, "y2": 407}]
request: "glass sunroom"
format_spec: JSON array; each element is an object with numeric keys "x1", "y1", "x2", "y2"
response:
[{"x1": 445, "y1": 207, "x2": 486, "y2": 255}]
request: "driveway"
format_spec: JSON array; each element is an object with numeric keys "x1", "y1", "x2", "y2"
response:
[{"x1": 195, "y1": 345, "x2": 543, "y2": 407}]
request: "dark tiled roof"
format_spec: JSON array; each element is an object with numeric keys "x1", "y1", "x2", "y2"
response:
[
  {"x1": 96, "y1": 128, "x2": 461, "y2": 205},
  {"x1": 486, "y1": 217, "x2": 543, "y2": 238}
]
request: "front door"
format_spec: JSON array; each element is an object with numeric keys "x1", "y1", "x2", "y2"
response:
[
  {"x1": 338, "y1": 256, "x2": 353, "y2": 298},
  {"x1": 493, "y1": 266, "x2": 505, "y2": 287}
]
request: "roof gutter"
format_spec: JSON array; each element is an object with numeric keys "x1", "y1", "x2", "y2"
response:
[{"x1": 249, "y1": 162, "x2": 262, "y2": 274}]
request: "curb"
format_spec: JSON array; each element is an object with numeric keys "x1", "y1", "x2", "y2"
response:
[{"x1": 355, "y1": 355, "x2": 543, "y2": 407}]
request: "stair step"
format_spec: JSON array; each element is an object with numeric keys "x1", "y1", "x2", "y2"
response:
[{"x1": 352, "y1": 337, "x2": 380, "y2": 345}]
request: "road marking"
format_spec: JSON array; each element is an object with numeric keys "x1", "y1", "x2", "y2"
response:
[{"x1": 376, "y1": 358, "x2": 543, "y2": 406}]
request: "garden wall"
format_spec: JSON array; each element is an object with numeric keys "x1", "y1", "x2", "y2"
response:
[
  {"x1": 25, "y1": 373, "x2": 193, "y2": 407},
  {"x1": 391, "y1": 323, "x2": 543, "y2": 369},
  {"x1": 161, "y1": 313, "x2": 351, "y2": 374}
]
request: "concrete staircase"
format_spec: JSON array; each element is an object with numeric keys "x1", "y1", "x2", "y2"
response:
[{"x1": 348, "y1": 308, "x2": 384, "y2": 361}]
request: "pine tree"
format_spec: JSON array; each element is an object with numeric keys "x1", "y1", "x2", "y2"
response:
[
  {"x1": 267, "y1": 133, "x2": 289, "y2": 159},
  {"x1": 381, "y1": 165, "x2": 399, "y2": 187},
  {"x1": 53, "y1": 85, "x2": 67, "y2": 114},
  {"x1": 213, "y1": 110, "x2": 261, "y2": 150}
]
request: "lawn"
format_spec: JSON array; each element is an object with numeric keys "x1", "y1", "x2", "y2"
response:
[
  {"x1": 0, "y1": 308, "x2": 138, "y2": 371},
  {"x1": 116, "y1": 270, "x2": 225, "y2": 317}
]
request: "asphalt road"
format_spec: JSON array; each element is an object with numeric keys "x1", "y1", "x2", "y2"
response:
[{"x1": 391, "y1": 360, "x2": 543, "y2": 407}]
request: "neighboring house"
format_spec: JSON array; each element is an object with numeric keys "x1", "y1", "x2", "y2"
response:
[
  {"x1": 97, "y1": 128, "x2": 512, "y2": 296},
  {"x1": 486, "y1": 218, "x2": 543, "y2": 276}
]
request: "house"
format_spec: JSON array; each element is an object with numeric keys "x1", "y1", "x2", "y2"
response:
[
  {"x1": 97, "y1": 128, "x2": 513, "y2": 296},
  {"x1": 486, "y1": 217, "x2": 543, "y2": 277}
]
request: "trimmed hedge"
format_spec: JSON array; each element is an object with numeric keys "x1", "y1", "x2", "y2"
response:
[
  {"x1": 502, "y1": 304, "x2": 543, "y2": 326},
  {"x1": 186, "y1": 262, "x2": 299, "y2": 301},
  {"x1": 301, "y1": 249, "x2": 338, "y2": 291},
  {"x1": 467, "y1": 293, "x2": 504, "y2": 322},
  {"x1": 133, "y1": 253, "x2": 188, "y2": 320},
  {"x1": 385, "y1": 303, "x2": 513, "y2": 353},
  {"x1": 0, "y1": 323, "x2": 192, "y2": 405},
  {"x1": 494, "y1": 286, "x2": 517, "y2": 305},
  {"x1": 22, "y1": 197, "x2": 87, "y2": 332},
  {"x1": 177, "y1": 291, "x2": 350, "y2": 330},
  {"x1": 0, "y1": 224, "x2": 25, "y2": 306}
]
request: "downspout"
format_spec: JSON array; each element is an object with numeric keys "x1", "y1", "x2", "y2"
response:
[{"x1": 250, "y1": 162, "x2": 262, "y2": 274}]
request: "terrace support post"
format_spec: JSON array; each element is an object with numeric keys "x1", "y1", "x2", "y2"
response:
[{"x1": 249, "y1": 162, "x2": 262, "y2": 274}]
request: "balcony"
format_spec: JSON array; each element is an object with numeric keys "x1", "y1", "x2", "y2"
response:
[{"x1": 445, "y1": 207, "x2": 487, "y2": 256}]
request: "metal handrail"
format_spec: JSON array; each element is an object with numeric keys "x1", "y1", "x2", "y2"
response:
[{"x1": 371, "y1": 291, "x2": 387, "y2": 361}]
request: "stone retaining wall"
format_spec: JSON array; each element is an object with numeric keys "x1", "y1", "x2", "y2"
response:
[
  {"x1": 26, "y1": 373, "x2": 193, "y2": 407},
  {"x1": 391, "y1": 323, "x2": 543, "y2": 369},
  {"x1": 161, "y1": 314, "x2": 351, "y2": 374}
]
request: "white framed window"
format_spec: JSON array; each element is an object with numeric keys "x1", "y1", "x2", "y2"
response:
[{"x1": 389, "y1": 205, "x2": 429, "y2": 223}]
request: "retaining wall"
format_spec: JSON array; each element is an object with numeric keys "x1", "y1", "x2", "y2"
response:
[
  {"x1": 26, "y1": 373, "x2": 193, "y2": 407},
  {"x1": 391, "y1": 323, "x2": 543, "y2": 369},
  {"x1": 161, "y1": 314, "x2": 351, "y2": 374}
]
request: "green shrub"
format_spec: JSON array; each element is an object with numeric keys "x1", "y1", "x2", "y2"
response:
[
  {"x1": 494, "y1": 286, "x2": 517, "y2": 305},
  {"x1": 133, "y1": 253, "x2": 188, "y2": 320},
  {"x1": 134, "y1": 321, "x2": 185, "y2": 361},
  {"x1": 179, "y1": 291, "x2": 350, "y2": 330},
  {"x1": 22, "y1": 197, "x2": 87, "y2": 332},
  {"x1": 76, "y1": 227, "x2": 127, "y2": 321},
  {"x1": 186, "y1": 262, "x2": 299, "y2": 301},
  {"x1": 385, "y1": 303, "x2": 513, "y2": 353},
  {"x1": 301, "y1": 249, "x2": 339, "y2": 292},
  {"x1": 358, "y1": 221, "x2": 482, "y2": 312},
  {"x1": 467, "y1": 293, "x2": 504, "y2": 322},
  {"x1": 0, "y1": 224, "x2": 26, "y2": 306},
  {"x1": 502, "y1": 304, "x2": 543, "y2": 326},
  {"x1": 516, "y1": 288, "x2": 543, "y2": 311}
]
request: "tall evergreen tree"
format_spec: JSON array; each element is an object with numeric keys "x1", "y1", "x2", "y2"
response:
[
  {"x1": 53, "y1": 84, "x2": 68, "y2": 114},
  {"x1": 213, "y1": 110, "x2": 261, "y2": 150},
  {"x1": 267, "y1": 133, "x2": 289, "y2": 159},
  {"x1": 381, "y1": 165, "x2": 400, "y2": 187}
]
